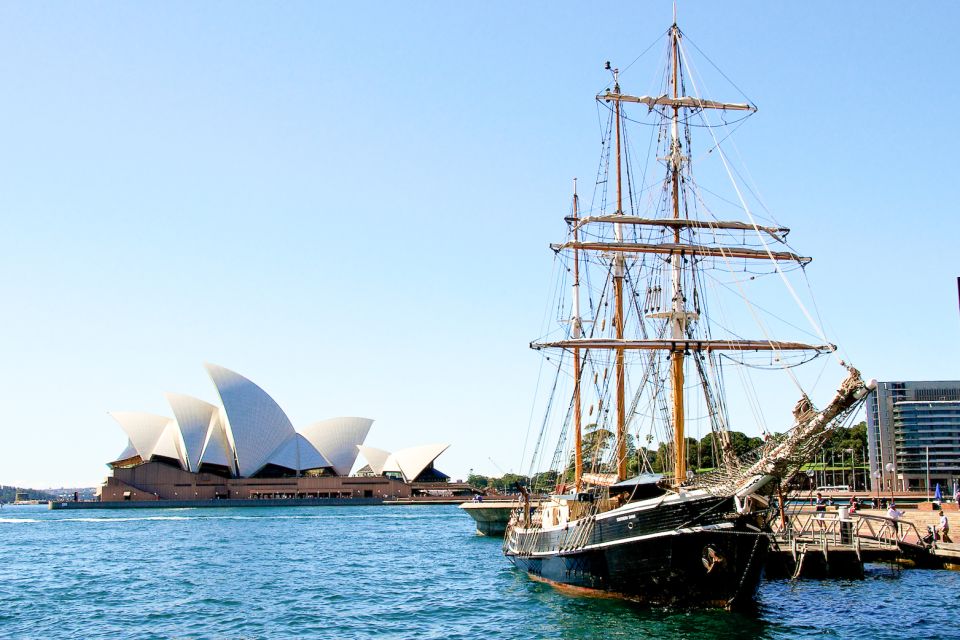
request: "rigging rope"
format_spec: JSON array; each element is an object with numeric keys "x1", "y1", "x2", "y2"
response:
[{"x1": 677, "y1": 38, "x2": 838, "y2": 365}]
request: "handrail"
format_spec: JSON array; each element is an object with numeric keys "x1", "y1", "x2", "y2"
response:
[
  {"x1": 855, "y1": 513, "x2": 930, "y2": 549},
  {"x1": 772, "y1": 510, "x2": 845, "y2": 546},
  {"x1": 772, "y1": 509, "x2": 931, "y2": 550}
]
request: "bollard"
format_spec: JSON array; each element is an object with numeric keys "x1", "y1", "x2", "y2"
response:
[{"x1": 838, "y1": 506, "x2": 853, "y2": 544}]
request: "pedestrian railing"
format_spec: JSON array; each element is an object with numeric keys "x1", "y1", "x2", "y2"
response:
[{"x1": 772, "y1": 509, "x2": 929, "y2": 550}]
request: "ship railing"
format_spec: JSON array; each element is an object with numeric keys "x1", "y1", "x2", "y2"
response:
[
  {"x1": 558, "y1": 515, "x2": 596, "y2": 553},
  {"x1": 503, "y1": 509, "x2": 547, "y2": 557},
  {"x1": 504, "y1": 510, "x2": 599, "y2": 556}
]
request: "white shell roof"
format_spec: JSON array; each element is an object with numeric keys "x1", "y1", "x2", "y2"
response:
[
  {"x1": 359, "y1": 444, "x2": 449, "y2": 481},
  {"x1": 114, "y1": 439, "x2": 139, "y2": 462},
  {"x1": 199, "y1": 410, "x2": 233, "y2": 470},
  {"x1": 296, "y1": 435, "x2": 331, "y2": 471},
  {"x1": 264, "y1": 433, "x2": 300, "y2": 471},
  {"x1": 165, "y1": 393, "x2": 219, "y2": 472},
  {"x1": 300, "y1": 417, "x2": 373, "y2": 476},
  {"x1": 109, "y1": 412, "x2": 172, "y2": 463},
  {"x1": 357, "y1": 445, "x2": 392, "y2": 475},
  {"x1": 263, "y1": 433, "x2": 332, "y2": 472},
  {"x1": 393, "y1": 443, "x2": 450, "y2": 482},
  {"x1": 152, "y1": 420, "x2": 186, "y2": 469},
  {"x1": 205, "y1": 363, "x2": 296, "y2": 477},
  {"x1": 381, "y1": 452, "x2": 402, "y2": 474},
  {"x1": 110, "y1": 363, "x2": 412, "y2": 480}
]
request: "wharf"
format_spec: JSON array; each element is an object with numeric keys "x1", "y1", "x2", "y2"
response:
[
  {"x1": 930, "y1": 542, "x2": 960, "y2": 567},
  {"x1": 766, "y1": 509, "x2": 928, "y2": 578},
  {"x1": 459, "y1": 500, "x2": 529, "y2": 536},
  {"x1": 753, "y1": 508, "x2": 960, "y2": 577}
]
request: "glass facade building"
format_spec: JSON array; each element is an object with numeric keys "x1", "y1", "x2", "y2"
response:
[{"x1": 866, "y1": 381, "x2": 960, "y2": 493}]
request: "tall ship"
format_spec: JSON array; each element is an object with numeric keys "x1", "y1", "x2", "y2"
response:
[{"x1": 503, "y1": 18, "x2": 874, "y2": 609}]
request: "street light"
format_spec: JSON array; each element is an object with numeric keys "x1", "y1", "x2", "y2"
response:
[
  {"x1": 846, "y1": 449, "x2": 855, "y2": 492},
  {"x1": 885, "y1": 462, "x2": 896, "y2": 502},
  {"x1": 873, "y1": 470, "x2": 881, "y2": 508},
  {"x1": 840, "y1": 449, "x2": 845, "y2": 489}
]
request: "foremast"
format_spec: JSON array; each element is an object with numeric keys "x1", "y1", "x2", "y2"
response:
[{"x1": 571, "y1": 179, "x2": 584, "y2": 493}]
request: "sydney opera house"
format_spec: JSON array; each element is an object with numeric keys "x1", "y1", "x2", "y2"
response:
[{"x1": 100, "y1": 363, "x2": 455, "y2": 502}]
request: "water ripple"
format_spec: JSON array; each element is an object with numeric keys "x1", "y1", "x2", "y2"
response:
[{"x1": 0, "y1": 504, "x2": 957, "y2": 638}]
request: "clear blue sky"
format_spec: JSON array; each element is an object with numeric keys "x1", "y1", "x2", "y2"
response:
[{"x1": 1, "y1": 2, "x2": 957, "y2": 488}]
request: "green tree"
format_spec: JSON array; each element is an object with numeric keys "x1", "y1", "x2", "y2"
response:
[
  {"x1": 490, "y1": 473, "x2": 530, "y2": 492},
  {"x1": 728, "y1": 431, "x2": 764, "y2": 456},
  {"x1": 582, "y1": 424, "x2": 614, "y2": 472},
  {"x1": 825, "y1": 421, "x2": 868, "y2": 454},
  {"x1": 466, "y1": 473, "x2": 489, "y2": 489},
  {"x1": 532, "y1": 470, "x2": 559, "y2": 493}
]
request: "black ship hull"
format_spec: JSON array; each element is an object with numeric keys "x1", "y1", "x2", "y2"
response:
[{"x1": 504, "y1": 495, "x2": 769, "y2": 609}]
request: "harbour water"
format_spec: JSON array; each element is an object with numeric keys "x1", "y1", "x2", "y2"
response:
[{"x1": 0, "y1": 504, "x2": 956, "y2": 639}]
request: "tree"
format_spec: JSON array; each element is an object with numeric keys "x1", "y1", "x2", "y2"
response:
[
  {"x1": 824, "y1": 421, "x2": 868, "y2": 454},
  {"x1": 490, "y1": 473, "x2": 530, "y2": 493},
  {"x1": 560, "y1": 423, "x2": 615, "y2": 482},
  {"x1": 466, "y1": 473, "x2": 489, "y2": 489},
  {"x1": 728, "y1": 431, "x2": 764, "y2": 457},
  {"x1": 582, "y1": 424, "x2": 615, "y2": 473},
  {"x1": 532, "y1": 470, "x2": 559, "y2": 493}
]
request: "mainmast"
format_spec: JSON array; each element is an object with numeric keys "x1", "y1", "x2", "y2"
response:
[
  {"x1": 571, "y1": 179, "x2": 583, "y2": 493},
  {"x1": 669, "y1": 22, "x2": 686, "y2": 485},
  {"x1": 612, "y1": 67, "x2": 628, "y2": 483}
]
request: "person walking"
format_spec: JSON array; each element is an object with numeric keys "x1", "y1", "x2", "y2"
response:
[
  {"x1": 886, "y1": 503, "x2": 904, "y2": 539},
  {"x1": 938, "y1": 510, "x2": 952, "y2": 543},
  {"x1": 815, "y1": 492, "x2": 827, "y2": 529},
  {"x1": 886, "y1": 503, "x2": 904, "y2": 520}
]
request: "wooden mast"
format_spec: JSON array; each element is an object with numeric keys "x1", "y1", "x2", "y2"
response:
[
  {"x1": 669, "y1": 22, "x2": 687, "y2": 485},
  {"x1": 613, "y1": 68, "x2": 628, "y2": 482},
  {"x1": 572, "y1": 179, "x2": 583, "y2": 493},
  {"x1": 575, "y1": 22, "x2": 760, "y2": 489}
]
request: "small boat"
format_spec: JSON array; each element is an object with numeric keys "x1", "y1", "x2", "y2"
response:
[{"x1": 502, "y1": 16, "x2": 874, "y2": 609}]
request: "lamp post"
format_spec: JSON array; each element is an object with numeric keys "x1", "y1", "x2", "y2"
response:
[
  {"x1": 873, "y1": 470, "x2": 881, "y2": 508},
  {"x1": 863, "y1": 446, "x2": 868, "y2": 493},
  {"x1": 846, "y1": 449, "x2": 855, "y2": 492},
  {"x1": 885, "y1": 462, "x2": 896, "y2": 503},
  {"x1": 822, "y1": 449, "x2": 827, "y2": 489},
  {"x1": 840, "y1": 449, "x2": 845, "y2": 489}
]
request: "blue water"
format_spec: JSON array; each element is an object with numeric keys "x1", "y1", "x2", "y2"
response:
[{"x1": 0, "y1": 504, "x2": 957, "y2": 639}]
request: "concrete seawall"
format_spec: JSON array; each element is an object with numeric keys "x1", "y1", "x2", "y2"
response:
[{"x1": 460, "y1": 501, "x2": 525, "y2": 536}]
